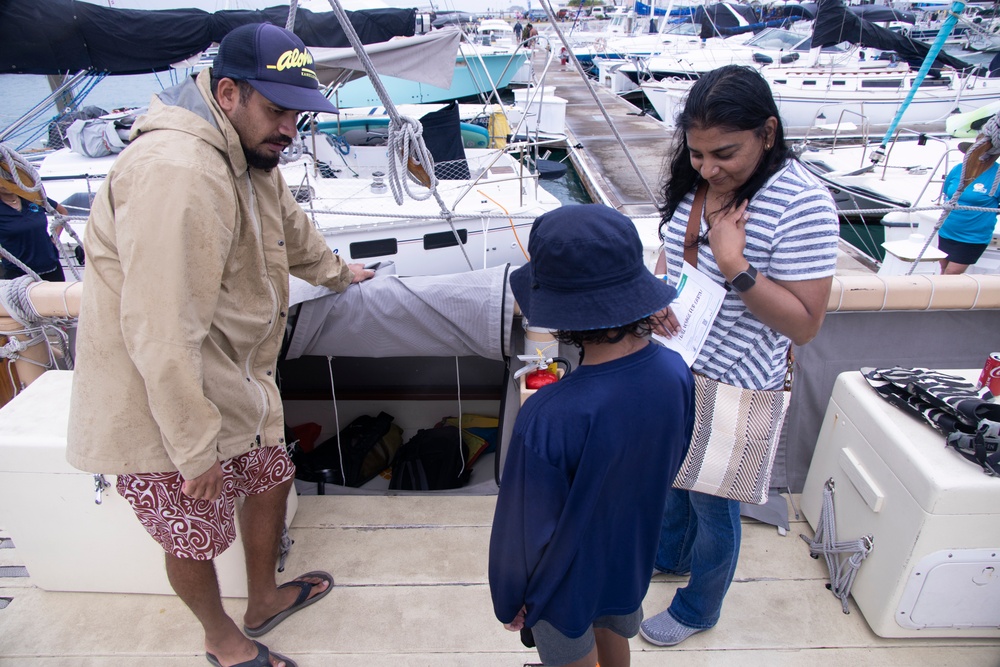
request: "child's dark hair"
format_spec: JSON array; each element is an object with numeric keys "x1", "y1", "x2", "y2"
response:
[
  {"x1": 554, "y1": 316, "x2": 656, "y2": 348},
  {"x1": 658, "y1": 65, "x2": 793, "y2": 240}
]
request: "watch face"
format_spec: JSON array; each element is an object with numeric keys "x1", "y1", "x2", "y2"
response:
[{"x1": 732, "y1": 266, "x2": 757, "y2": 292}]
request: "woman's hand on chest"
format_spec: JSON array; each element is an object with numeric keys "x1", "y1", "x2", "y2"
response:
[{"x1": 705, "y1": 198, "x2": 750, "y2": 279}]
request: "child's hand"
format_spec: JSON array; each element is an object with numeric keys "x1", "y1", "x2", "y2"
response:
[
  {"x1": 503, "y1": 605, "x2": 527, "y2": 632},
  {"x1": 652, "y1": 306, "x2": 681, "y2": 338}
]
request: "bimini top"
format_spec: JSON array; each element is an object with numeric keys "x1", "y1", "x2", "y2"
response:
[{"x1": 0, "y1": 1, "x2": 416, "y2": 75}]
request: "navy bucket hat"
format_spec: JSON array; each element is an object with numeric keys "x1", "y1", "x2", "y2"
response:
[
  {"x1": 510, "y1": 204, "x2": 677, "y2": 331},
  {"x1": 213, "y1": 23, "x2": 337, "y2": 114}
]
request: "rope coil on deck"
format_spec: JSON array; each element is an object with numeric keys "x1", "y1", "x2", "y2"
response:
[{"x1": 800, "y1": 478, "x2": 873, "y2": 614}]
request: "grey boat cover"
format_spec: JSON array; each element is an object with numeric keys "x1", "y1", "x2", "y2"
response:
[{"x1": 286, "y1": 264, "x2": 515, "y2": 361}]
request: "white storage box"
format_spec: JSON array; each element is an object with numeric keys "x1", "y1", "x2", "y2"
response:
[
  {"x1": 0, "y1": 370, "x2": 297, "y2": 597},
  {"x1": 512, "y1": 87, "x2": 568, "y2": 135},
  {"x1": 801, "y1": 370, "x2": 1000, "y2": 637}
]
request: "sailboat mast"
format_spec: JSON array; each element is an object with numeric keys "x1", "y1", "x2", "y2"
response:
[{"x1": 877, "y1": 0, "x2": 965, "y2": 150}]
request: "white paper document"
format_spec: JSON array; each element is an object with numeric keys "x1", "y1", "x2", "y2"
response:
[{"x1": 652, "y1": 262, "x2": 726, "y2": 367}]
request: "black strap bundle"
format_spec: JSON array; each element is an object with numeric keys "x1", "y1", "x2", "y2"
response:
[
  {"x1": 862, "y1": 367, "x2": 1000, "y2": 476},
  {"x1": 292, "y1": 412, "x2": 402, "y2": 488},
  {"x1": 389, "y1": 425, "x2": 470, "y2": 491}
]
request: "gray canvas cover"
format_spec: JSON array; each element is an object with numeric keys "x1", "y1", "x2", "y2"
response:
[{"x1": 286, "y1": 264, "x2": 515, "y2": 361}]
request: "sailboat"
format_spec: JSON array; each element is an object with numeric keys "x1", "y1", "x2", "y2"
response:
[{"x1": 640, "y1": 0, "x2": 1000, "y2": 135}]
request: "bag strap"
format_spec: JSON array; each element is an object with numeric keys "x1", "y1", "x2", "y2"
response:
[{"x1": 683, "y1": 182, "x2": 708, "y2": 268}]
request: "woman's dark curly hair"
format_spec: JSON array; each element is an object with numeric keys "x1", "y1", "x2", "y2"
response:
[{"x1": 658, "y1": 65, "x2": 793, "y2": 241}]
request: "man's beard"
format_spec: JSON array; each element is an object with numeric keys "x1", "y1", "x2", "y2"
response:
[{"x1": 243, "y1": 135, "x2": 291, "y2": 171}]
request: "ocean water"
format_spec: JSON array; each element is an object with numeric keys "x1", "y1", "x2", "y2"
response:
[{"x1": 0, "y1": 71, "x2": 188, "y2": 148}]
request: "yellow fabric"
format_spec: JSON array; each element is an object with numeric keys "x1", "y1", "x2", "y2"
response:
[
  {"x1": 443, "y1": 414, "x2": 499, "y2": 464},
  {"x1": 488, "y1": 109, "x2": 509, "y2": 150}
]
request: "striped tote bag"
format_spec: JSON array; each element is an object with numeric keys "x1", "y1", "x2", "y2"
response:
[{"x1": 671, "y1": 374, "x2": 790, "y2": 505}]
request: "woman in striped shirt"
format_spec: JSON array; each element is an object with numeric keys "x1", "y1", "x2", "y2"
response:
[{"x1": 640, "y1": 65, "x2": 839, "y2": 648}]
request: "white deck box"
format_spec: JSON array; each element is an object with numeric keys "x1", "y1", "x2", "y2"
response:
[
  {"x1": 0, "y1": 370, "x2": 297, "y2": 597},
  {"x1": 801, "y1": 370, "x2": 1000, "y2": 638}
]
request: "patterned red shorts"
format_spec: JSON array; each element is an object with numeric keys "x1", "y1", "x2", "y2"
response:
[{"x1": 116, "y1": 446, "x2": 295, "y2": 560}]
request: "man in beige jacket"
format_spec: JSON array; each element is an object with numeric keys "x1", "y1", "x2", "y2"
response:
[{"x1": 67, "y1": 24, "x2": 371, "y2": 667}]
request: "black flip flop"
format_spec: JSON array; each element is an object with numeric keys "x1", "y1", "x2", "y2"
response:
[
  {"x1": 205, "y1": 640, "x2": 297, "y2": 667},
  {"x1": 244, "y1": 570, "x2": 334, "y2": 638}
]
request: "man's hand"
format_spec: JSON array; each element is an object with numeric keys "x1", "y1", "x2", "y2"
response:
[
  {"x1": 346, "y1": 262, "x2": 375, "y2": 284},
  {"x1": 181, "y1": 461, "x2": 224, "y2": 501}
]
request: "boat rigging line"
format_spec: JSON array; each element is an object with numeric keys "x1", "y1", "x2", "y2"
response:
[{"x1": 315, "y1": 0, "x2": 475, "y2": 271}]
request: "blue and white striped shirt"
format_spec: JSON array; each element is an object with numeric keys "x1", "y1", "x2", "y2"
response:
[{"x1": 662, "y1": 160, "x2": 839, "y2": 389}]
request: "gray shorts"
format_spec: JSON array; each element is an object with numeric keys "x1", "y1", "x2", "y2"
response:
[{"x1": 531, "y1": 608, "x2": 643, "y2": 666}]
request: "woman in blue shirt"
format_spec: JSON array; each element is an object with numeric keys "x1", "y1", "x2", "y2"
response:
[
  {"x1": 0, "y1": 188, "x2": 67, "y2": 281},
  {"x1": 938, "y1": 160, "x2": 999, "y2": 274}
]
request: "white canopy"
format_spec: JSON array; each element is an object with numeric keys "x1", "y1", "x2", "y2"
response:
[{"x1": 311, "y1": 28, "x2": 463, "y2": 91}]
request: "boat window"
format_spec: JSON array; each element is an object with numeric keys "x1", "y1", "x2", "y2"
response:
[
  {"x1": 803, "y1": 80, "x2": 817, "y2": 86},
  {"x1": 914, "y1": 78, "x2": 952, "y2": 88},
  {"x1": 746, "y1": 28, "x2": 803, "y2": 50},
  {"x1": 289, "y1": 186, "x2": 314, "y2": 203},
  {"x1": 424, "y1": 229, "x2": 468, "y2": 250},
  {"x1": 350, "y1": 238, "x2": 398, "y2": 259},
  {"x1": 60, "y1": 192, "x2": 95, "y2": 216},
  {"x1": 861, "y1": 79, "x2": 905, "y2": 88}
]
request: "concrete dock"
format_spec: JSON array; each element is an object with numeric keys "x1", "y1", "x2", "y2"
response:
[{"x1": 537, "y1": 52, "x2": 673, "y2": 220}]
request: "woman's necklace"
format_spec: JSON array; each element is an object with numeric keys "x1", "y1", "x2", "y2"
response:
[{"x1": 0, "y1": 191, "x2": 22, "y2": 212}]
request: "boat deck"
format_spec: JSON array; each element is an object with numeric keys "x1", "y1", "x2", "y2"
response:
[{"x1": 2, "y1": 494, "x2": 998, "y2": 665}]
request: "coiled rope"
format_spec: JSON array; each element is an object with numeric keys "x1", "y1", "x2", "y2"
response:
[{"x1": 800, "y1": 478, "x2": 874, "y2": 614}]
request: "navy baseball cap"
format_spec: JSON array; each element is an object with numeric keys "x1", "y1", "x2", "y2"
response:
[{"x1": 213, "y1": 23, "x2": 337, "y2": 114}]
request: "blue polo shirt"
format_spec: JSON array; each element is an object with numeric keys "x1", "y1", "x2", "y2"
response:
[
  {"x1": 941, "y1": 162, "x2": 1000, "y2": 245},
  {"x1": 489, "y1": 342, "x2": 694, "y2": 638},
  {"x1": 0, "y1": 196, "x2": 61, "y2": 278}
]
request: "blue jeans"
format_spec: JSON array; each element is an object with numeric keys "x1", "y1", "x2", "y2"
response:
[{"x1": 653, "y1": 487, "x2": 741, "y2": 629}]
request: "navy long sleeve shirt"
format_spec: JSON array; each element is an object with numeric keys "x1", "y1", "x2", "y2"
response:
[{"x1": 489, "y1": 342, "x2": 694, "y2": 638}]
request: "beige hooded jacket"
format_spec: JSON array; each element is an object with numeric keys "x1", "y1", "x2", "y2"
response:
[{"x1": 67, "y1": 69, "x2": 350, "y2": 480}]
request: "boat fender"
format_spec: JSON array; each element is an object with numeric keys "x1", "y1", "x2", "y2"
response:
[{"x1": 752, "y1": 53, "x2": 774, "y2": 65}]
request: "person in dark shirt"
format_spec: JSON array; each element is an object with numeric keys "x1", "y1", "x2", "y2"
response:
[
  {"x1": 489, "y1": 204, "x2": 695, "y2": 667},
  {"x1": 0, "y1": 188, "x2": 68, "y2": 281}
]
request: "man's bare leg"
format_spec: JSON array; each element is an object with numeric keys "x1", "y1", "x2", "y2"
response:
[
  {"x1": 241, "y1": 477, "x2": 330, "y2": 630},
  {"x1": 164, "y1": 554, "x2": 286, "y2": 666}
]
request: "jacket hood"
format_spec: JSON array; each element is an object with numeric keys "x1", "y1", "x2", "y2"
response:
[{"x1": 130, "y1": 68, "x2": 248, "y2": 174}]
